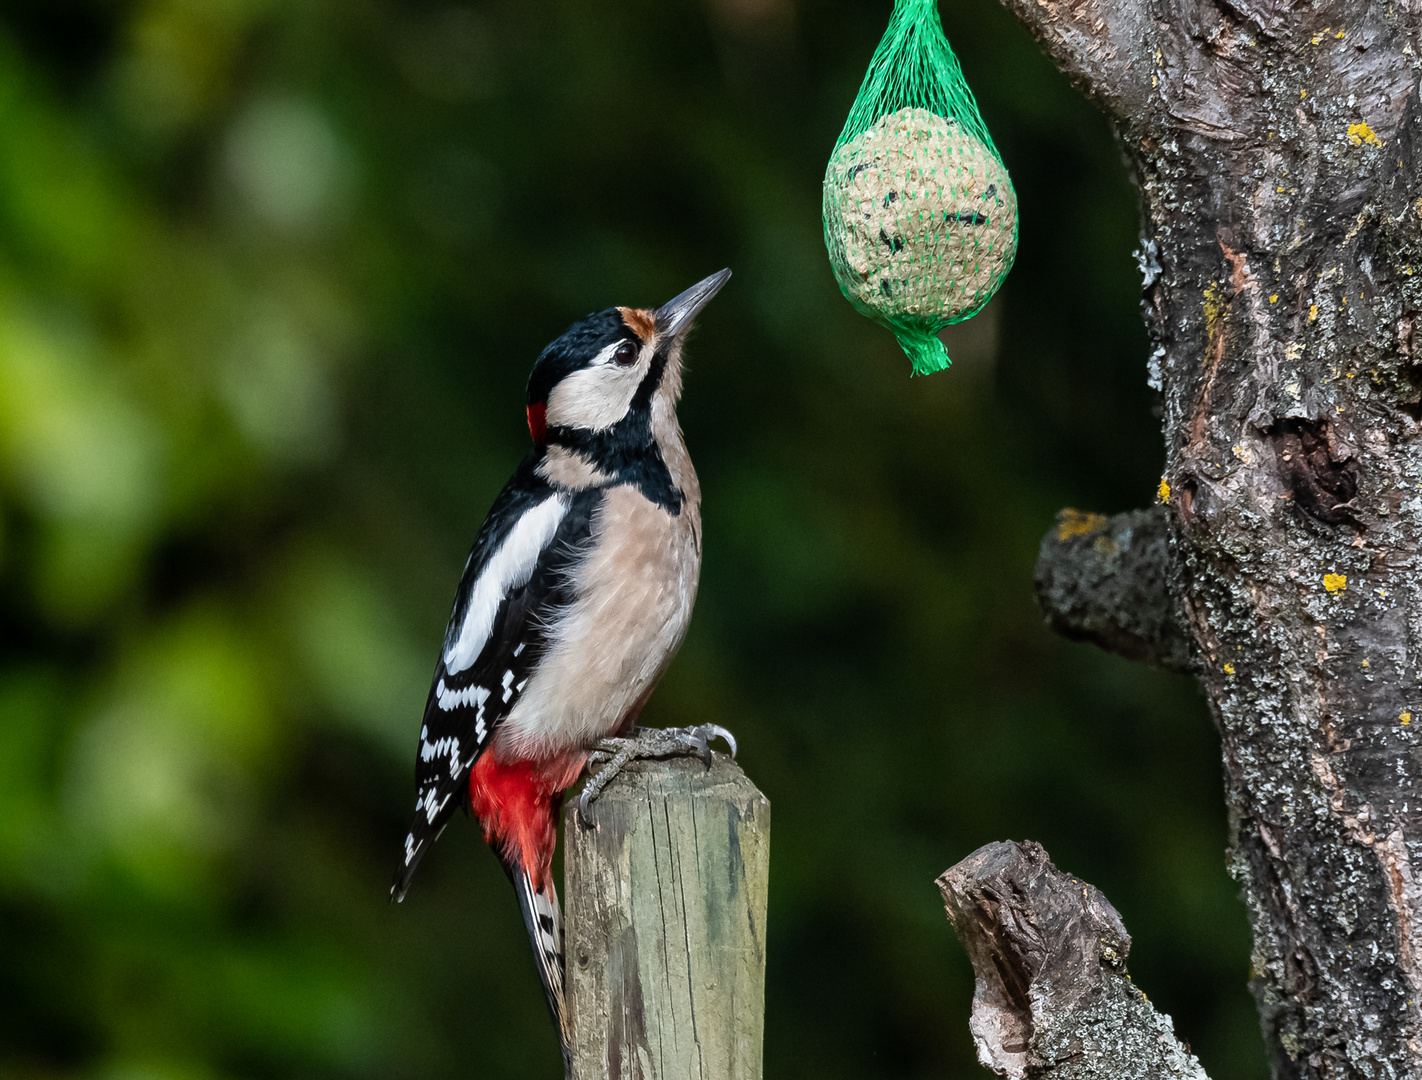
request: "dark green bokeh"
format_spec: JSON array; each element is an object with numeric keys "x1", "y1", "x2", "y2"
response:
[{"x1": 0, "y1": 1, "x2": 1266, "y2": 1078}]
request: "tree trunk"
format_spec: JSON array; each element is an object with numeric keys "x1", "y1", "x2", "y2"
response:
[{"x1": 999, "y1": 0, "x2": 1422, "y2": 1074}]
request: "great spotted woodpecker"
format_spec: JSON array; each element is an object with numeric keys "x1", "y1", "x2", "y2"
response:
[{"x1": 391, "y1": 269, "x2": 733, "y2": 1070}]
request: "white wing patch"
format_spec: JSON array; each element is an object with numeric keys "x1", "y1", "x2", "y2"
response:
[{"x1": 444, "y1": 495, "x2": 568, "y2": 675}]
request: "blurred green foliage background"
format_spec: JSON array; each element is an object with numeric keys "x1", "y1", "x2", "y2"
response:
[{"x1": 0, "y1": 1, "x2": 1267, "y2": 1077}]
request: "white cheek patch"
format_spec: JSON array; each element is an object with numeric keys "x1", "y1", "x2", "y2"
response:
[
  {"x1": 544, "y1": 341, "x2": 650, "y2": 431},
  {"x1": 444, "y1": 495, "x2": 568, "y2": 674}
]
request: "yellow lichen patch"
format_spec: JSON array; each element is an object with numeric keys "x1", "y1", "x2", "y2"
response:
[
  {"x1": 1309, "y1": 304, "x2": 1319, "y2": 321},
  {"x1": 1224, "y1": 662, "x2": 1236, "y2": 675},
  {"x1": 1157, "y1": 478, "x2": 1171, "y2": 504},
  {"x1": 1402, "y1": 712, "x2": 1412, "y2": 726},
  {"x1": 1324, "y1": 573, "x2": 1348, "y2": 593},
  {"x1": 1348, "y1": 122, "x2": 1383, "y2": 147},
  {"x1": 1203, "y1": 281, "x2": 1226, "y2": 344},
  {"x1": 1269, "y1": 294, "x2": 1279, "y2": 304},
  {"x1": 1054, "y1": 508, "x2": 1107, "y2": 541},
  {"x1": 1301, "y1": 88, "x2": 1308, "y2": 98}
]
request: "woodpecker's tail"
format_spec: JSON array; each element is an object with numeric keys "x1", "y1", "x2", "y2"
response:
[{"x1": 511, "y1": 866, "x2": 572, "y2": 1075}]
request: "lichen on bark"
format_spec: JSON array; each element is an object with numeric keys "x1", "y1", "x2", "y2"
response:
[{"x1": 995, "y1": 0, "x2": 1422, "y2": 1073}]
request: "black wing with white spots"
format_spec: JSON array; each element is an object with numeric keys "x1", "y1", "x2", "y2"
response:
[{"x1": 392, "y1": 461, "x2": 599, "y2": 900}]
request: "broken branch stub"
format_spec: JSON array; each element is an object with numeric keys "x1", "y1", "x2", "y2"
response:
[
  {"x1": 1034, "y1": 506, "x2": 1193, "y2": 674},
  {"x1": 937, "y1": 840, "x2": 1209, "y2": 1080}
]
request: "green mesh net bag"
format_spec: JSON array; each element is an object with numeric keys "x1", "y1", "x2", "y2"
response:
[{"x1": 823, "y1": 0, "x2": 1018, "y2": 375}]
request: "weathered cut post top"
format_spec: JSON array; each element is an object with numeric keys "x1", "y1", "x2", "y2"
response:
[{"x1": 563, "y1": 754, "x2": 769, "y2": 1080}]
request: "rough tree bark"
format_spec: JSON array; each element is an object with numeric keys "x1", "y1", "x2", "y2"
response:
[
  {"x1": 1007, "y1": 0, "x2": 1422, "y2": 1075},
  {"x1": 1034, "y1": 506, "x2": 1194, "y2": 672}
]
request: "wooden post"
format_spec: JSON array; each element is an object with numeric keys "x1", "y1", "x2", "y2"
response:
[{"x1": 563, "y1": 753, "x2": 769, "y2": 1080}]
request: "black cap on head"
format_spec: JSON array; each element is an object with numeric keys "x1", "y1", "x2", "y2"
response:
[{"x1": 526, "y1": 309, "x2": 635, "y2": 406}]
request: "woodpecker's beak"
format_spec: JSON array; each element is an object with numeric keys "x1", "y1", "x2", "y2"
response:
[{"x1": 655, "y1": 268, "x2": 731, "y2": 340}]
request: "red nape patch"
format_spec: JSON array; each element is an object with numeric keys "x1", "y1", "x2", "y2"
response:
[
  {"x1": 469, "y1": 751, "x2": 586, "y2": 890},
  {"x1": 526, "y1": 402, "x2": 547, "y2": 443}
]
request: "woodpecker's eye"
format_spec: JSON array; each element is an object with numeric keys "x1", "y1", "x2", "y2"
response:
[{"x1": 613, "y1": 340, "x2": 639, "y2": 366}]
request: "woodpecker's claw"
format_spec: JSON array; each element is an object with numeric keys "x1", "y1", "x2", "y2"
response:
[
  {"x1": 703, "y1": 723, "x2": 737, "y2": 761},
  {"x1": 578, "y1": 723, "x2": 739, "y2": 827}
]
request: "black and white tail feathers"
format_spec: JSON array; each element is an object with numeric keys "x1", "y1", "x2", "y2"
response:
[{"x1": 511, "y1": 865, "x2": 572, "y2": 1076}]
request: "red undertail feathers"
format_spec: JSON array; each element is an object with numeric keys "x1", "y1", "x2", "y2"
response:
[{"x1": 468, "y1": 750, "x2": 585, "y2": 891}]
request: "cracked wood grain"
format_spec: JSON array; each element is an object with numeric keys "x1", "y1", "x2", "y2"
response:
[
  {"x1": 999, "y1": 0, "x2": 1422, "y2": 1072},
  {"x1": 564, "y1": 754, "x2": 769, "y2": 1080}
]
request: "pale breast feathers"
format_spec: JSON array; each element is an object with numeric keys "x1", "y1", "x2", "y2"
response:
[{"x1": 498, "y1": 484, "x2": 702, "y2": 757}]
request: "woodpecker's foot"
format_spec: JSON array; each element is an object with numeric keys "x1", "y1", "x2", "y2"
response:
[{"x1": 578, "y1": 724, "x2": 737, "y2": 827}]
